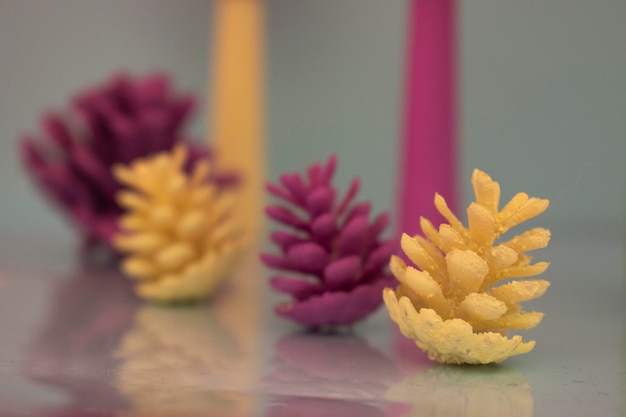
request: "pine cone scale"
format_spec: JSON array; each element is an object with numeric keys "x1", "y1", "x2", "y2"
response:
[
  {"x1": 286, "y1": 243, "x2": 329, "y2": 275},
  {"x1": 270, "y1": 276, "x2": 325, "y2": 300},
  {"x1": 323, "y1": 256, "x2": 361, "y2": 290}
]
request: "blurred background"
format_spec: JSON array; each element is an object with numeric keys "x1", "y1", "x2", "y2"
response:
[{"x1": 0, "y1": 0, "x2": 624, "y2": 241}]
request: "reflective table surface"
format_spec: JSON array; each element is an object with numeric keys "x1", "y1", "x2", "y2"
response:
[{"x1": 0, "y1": 232, "x2": 624, "y2": 416}]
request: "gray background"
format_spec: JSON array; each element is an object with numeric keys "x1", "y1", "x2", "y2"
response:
[{"x1": 0, "y1": 0, "x2": 624, "y2": 240}]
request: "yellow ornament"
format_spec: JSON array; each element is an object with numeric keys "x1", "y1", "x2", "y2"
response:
[
  {"x1": 384, "y1": 169, "x2": 550, "y2": 364},
  {"x1": 113, "y1": 145, "x2": 245, "y2": 302}
]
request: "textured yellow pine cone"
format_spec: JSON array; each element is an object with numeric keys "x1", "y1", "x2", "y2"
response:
[
  {"x1": 384, "y1": 169, "x2": 550, "y2": 364},
  {"x1": 113, "y1": 145, "x2": 245, "y2": 302}
]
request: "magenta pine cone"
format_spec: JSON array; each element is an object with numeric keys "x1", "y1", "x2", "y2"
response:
[
  {"x1": 20, "y1": 72, "x2": 236, "y2": 248},
  {"x1": 261, "y1": 156, "x2": 394, "y2": 327}
]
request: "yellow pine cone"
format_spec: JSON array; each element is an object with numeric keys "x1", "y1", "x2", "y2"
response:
[
  {"x1": 384, "y1": 169, "x2": 551, "y2": 364},
  {"x1": 113, "y1": 145, "x2": 245, "y2": 302}
]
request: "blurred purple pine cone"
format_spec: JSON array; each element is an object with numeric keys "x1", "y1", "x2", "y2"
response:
[
  {"x1": 20, "y1": 72, "x2": 236, "y2": 248},
  {"x1": 261, "y1": 156, "x2": 394, "y2": 327}
]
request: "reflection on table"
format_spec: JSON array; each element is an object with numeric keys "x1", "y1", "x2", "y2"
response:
[
  {"x1": 115, "y1": 303, "x2": 251, "y2": 416},
  {"x1": 21, "y1": 253, "x2": 534, "y2": 417},
  {"x1": 23, "y1": 255, "x2": 264, "y2": 417},
  {"x1": 23, "y1": 267, "x2": 134, "y2": 416},
  {"x1": 114, "y1": 255, "x2": 263, "y2": 416},
  {"x1": 386, "y1": 365, "x2": 533, "y2": 417},
  {"x1": 262, "y1": 331, "x2": 399, "y2": 417}
]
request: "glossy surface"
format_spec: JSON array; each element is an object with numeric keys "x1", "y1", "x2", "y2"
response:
[{"x1": 0, "y1": 233, "x2": 623, "y2": 416}]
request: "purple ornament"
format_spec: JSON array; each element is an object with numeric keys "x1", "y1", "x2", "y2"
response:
[
  {"x1": 20, "y1": 72, "x2": 236, "y2": 249},
  {"x1": 261, "y1": 155, "x2": 394, "y2": 327}
]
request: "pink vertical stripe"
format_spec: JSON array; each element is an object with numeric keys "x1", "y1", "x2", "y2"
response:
[{"x1": 399, "y1": 0, "x2": 458, "y2": 237}]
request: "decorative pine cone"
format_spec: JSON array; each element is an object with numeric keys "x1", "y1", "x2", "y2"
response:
[
  {"x1": 384, "y1": 169, "x2": 551, "y2": 364},
  {"x1": 20, "y1": 72, "x2": 236, "y2": 249},
  {"x1": 261, "y1": 155, "x2": 394, "y2": 327},
  {"x1": 113, "y1": 145, "x2": 245, "y2": 303}
]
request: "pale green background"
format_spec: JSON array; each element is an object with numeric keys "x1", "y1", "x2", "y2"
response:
[{"x1": 0, "y1": 0, "x2": 624, "y2": 240}]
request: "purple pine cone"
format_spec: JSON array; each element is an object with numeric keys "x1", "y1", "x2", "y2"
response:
[
  {"x1": 261, "y1": 155, "x2": 394, "y2": 327},
  {"x1": 20, "y1": 72, "x2": 237, "y2": 248}
]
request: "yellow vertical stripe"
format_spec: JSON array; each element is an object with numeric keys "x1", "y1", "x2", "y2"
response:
[{"x1": 211, "y1": 0, "x2": 265, "y2": 241}]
